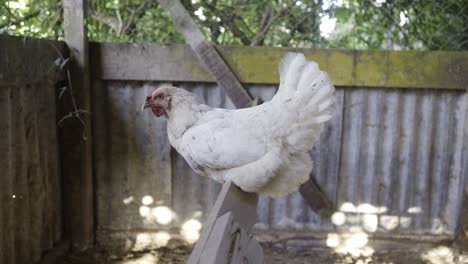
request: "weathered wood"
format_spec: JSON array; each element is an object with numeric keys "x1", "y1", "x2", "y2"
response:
[
  {"x1": 0, "y1": 80, "x2": 63, "y2": 263},
  {"x1": 90, "y1": 43, "x2": 468, "y2": 90},
  {"x1": 299, "y1": 177, "x2": 334, "y2": 217},
  {"x1": 0, "y1": 35, "x2": 65, "y2": 85},
  {"x1": 196, "y1": 212, "x2": 264, "y2": 264},
  {"x1": 157, "y1": 0, "x2": 252, "y2": 108},
  {"x1": 230, "y1": 225, "x2": 264, "y2": 264},
  {"x1": 62, "y1": 0, "x2": 94, "y2": 251},
  {"x1": 199, "y1": 212, "x2": 235, "y2": 264},
  {"x1": 188, "y1": 181, "x2": 258, "y2": 264},
  {"x1": 37, "y1": 241, "x2": 70, "y2": 264}
]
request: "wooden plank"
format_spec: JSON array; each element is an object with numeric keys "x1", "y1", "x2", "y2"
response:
[
  {"x1": 231, "y1": 226, "x2": 264, "y2": 264},
  {"x1": 0, "y1": 35, "x2": 65, "y2": 85},
  {"x1": 37, "y1": 241, "x2": 69, "y2": 264},
  {"x1": 197, "y1": 212, "x2": 264, "y2": 264},
  {"x1": 188, "y1": 181, "x2": 257, "y2": 264},
  {"x1": 12, "y1": 85, "x2": 32, "y2": 263},
  {"x1": 192, "y1": 211, "x2": 264, "y2": 264},
  {"x1": 62, "y1": 0, "x2": 94, "y2": 251},
  {"x1": 25, "y1": 83, "x2": 42, "y2": 262},
  {"x1": 0, "y1": 85, "x2": 11, "y2": 264},
  {"x1": 91, "y1": 43, "x2": 468, "y2": 90},
  {"x1": 299, "y1": 177, "x2": 334, "y2": 217},
  {"x1": 199, "y1": 212, "x2": 236, "y2": 264},
  {"x1": 157, "y1": 0, "x2": 252, "y2": 108}
]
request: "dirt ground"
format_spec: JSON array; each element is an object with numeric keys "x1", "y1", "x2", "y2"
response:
[{"x1": 56, "y1": 241, "x2": 468, "y2": 264}]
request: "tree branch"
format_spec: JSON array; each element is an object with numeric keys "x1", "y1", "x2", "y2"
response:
[
  {"x1": 121, "y1": 0, "x2": 155, "y2": 36},
  {"x1": 204, "y1": 3, "x2": 252, "y2": 45},
  {"x1": 250, "y1": 2, "x2": 296, "y2": 46},
  {"x1": 89, "y1": 12, "x2": 121, "y2": 34},
  {"x1": 0, "y1": 10, "x2": 40, "y2": 30},
  {"x1": 251, "y1": 6, "x2": 275, "y2": 46}
]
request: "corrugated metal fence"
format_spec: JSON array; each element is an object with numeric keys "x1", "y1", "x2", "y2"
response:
[
  {"x1": 93, "y1": 79, "x2": 468, "y2": 249},
  {"x1": 0, "y1": 36, "x2": 64, "y2": 264}
]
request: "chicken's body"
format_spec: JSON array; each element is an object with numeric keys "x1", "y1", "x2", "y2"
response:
[{"x1": 145, "y1": 53, "x2": 336, "y2": 197}]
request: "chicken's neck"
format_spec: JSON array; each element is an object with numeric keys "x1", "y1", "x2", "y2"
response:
[{"x1": 166, "y1": 98, "x2": 211, "y2": 142}]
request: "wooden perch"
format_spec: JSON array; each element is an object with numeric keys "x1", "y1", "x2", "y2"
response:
[
  {"x1": 188, "y1": 181, "x2": 261, "y2": 264},
  {"x1": 158, "y1": 0, "x2": 252, "y2": 109}
]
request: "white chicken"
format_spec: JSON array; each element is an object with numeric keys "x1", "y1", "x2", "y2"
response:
[{"x1": 143, "y1": 53, "x2": 335, "y2": 197}]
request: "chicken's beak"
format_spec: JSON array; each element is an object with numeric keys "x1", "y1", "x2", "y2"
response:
[{"x1": 142, "y1": 98, "x2": 152, "y2": 111}]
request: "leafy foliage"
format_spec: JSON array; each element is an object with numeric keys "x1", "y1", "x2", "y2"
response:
[
  {"x1": 1, "y1": 0, "x2": 63, "y2": 39},
  {"x1": 1, "y1": 0, "x2": 467, "y2": 50}
]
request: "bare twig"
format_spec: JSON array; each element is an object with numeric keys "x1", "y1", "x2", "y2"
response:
[
  {"x1": 121, "y1": 0, "x2": 154, "y2": 35},
  {"x1": 250, "y1": 2, "x2": 297, "y2": 46},
  {"x1": 47, "y1": 41, "x2": 90, "y2": 140},
  {"x1": 204, "y1": 3, "x2": 252, "y2": 45},
  {"x1": 251, "y1": 6, "x2": 280, "y2": 46},
  {"x1": 90, "y1": 12, "x2": 121, "y2": 34},
  {"x1": 115, "y1": 9, "x2": 123, "y2": 35}
]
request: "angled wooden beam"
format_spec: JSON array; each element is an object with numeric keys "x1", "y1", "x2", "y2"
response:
[
  {"x1": 157, "y1": 0, "x2": 251, "y2": 108},
  {"x1": 188, "y1": 181, "x2": 259, "y2": 264},
  {"x1": 62, "y1": 0, "x2": 94, "y2": 251},
  {"x1": 157, "y1": 0, "x2": 334, "y2": 214},
  {"x1": 196, "y1": 212, "x2": 263, "y2": 264}
]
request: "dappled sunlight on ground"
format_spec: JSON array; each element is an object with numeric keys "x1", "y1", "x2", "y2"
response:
[
  {"x1": 121, "y1": 253, "x2": 159, "y2": 264},
  {"x1": 133, "y1": 232, "x2": 172, "y2": 251},
  {"x1": 181, "y1": 219, "x2": 202, "y2": 244},
  {"x1": 330, "y1": 202, "x2": 422, "y2": 233},
  {"x1": 325, "y1": 201, "x2": 428, "y2": 262},
  {"x1": 100, "y1": 196, "x2": 468, "y2": 264},
  {"x1": 151, "y1": 206, "x2": 175, "y2": 225},
  {"x1": 120, "y1": 194, "x2": 205, "y2": 246},
  {"x1": 326, "y1": 228, "x2": 374, "y2": 263},
  {"x1": 420, "y1": 246, "x2": 468, "y2": 264}
]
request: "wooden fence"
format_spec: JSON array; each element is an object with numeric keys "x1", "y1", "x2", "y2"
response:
[{"x1": 0, "y1": 36, "x2": 65, "y2": 264}]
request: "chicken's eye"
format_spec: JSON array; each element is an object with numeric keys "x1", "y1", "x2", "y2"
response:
[{"x1": 156, "y1": 94, "x2": 164, "y2": 99}]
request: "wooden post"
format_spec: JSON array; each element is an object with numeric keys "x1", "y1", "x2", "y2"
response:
[
  {"x1": 157, "y1": 0, "x2": 334, "y2": 214},
  {"x1": 188, "y1": 181, "x2": 262, "y2": 264},
  {"x1": 61, "y1": 0, "x2": 94, "y2": 251},
  {"x1": 157, "y1": 0, "x2": 251, "y2": 108}
]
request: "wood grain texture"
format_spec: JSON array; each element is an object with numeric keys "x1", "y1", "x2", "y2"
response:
[
  {"x1": 0, "y1": 35, "x2": 65, "y2": 85},
  {"x1": 0, "y1": 81, "x2": 63, "y2": 264},
  {"x1": 198, "y1": 212, "x2": 235, "y2": 264},
  {"x1": 157, "y1": 0, "x2": 252, "y2": 108},
  {"x1": 90, "y1": 43, "x2": 468, "y2": 90},
  {"x1": 188, "y1": 181, "x2": 258, "y2": 264},
  {"x1": 62, "y1": 0, "x2": 94, "y2": 251},
  {"x1": 196, "y1": 212, "x2": 264, "y2": 264}
]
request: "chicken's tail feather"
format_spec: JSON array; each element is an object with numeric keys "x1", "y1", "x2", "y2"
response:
[{"x1": 273, "y1": 52, "x2": 336, "y2": 152}]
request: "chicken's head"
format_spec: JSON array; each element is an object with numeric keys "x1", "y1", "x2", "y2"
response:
[{"x1": 142, "y1": 89, "x2": 172, "y2": 117}]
